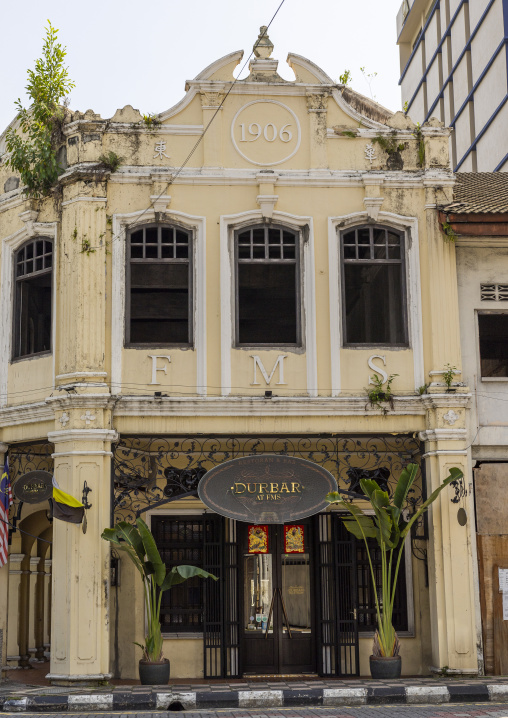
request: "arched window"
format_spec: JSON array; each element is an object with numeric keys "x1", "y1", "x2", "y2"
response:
[
  {"x1": 13, "y1": 238, "x2": 53, "y2": 358},
  {"x1": 235, "y1": 224, "x2": 301, "y2": 346},
  {"x1": 340, "y1": 225, "x2": 408, "y2": 346},
  {"x1": 127, "y1": 224, "x2": 192, "y2": 346}
]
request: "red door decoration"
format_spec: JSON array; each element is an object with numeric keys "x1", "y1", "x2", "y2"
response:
[
  {"x1": 284, "y1": 524, "x2": 305, "y2": 553},
  {"x1": 248, "y1": 524, "x2": 269, "y2": 553}
]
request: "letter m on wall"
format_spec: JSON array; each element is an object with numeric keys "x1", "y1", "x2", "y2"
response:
[{"x1": 250, "y1": 355, "x2": 287, "y2": 385}]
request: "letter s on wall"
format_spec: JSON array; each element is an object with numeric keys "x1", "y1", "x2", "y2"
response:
[{"x1": 368, "y1": 355, "x2": 388, "y2": 385}]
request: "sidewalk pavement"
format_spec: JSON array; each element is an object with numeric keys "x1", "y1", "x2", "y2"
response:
[{"x1": 3, "y1": 668, "x2": 508, "y2": 711}]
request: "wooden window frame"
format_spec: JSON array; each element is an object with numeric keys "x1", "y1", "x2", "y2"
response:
[
  {"x1": 12, "y1": 237, "x2": 53, "y2": 360},
  {"x1": 234, "y1": 223, "x2": 302, "y2": 348},
  {"x1": 340, "y1": 225, "x2": 409, "y2": 348},
  {"x1": 125, "y1": 223, "x2": 193, "y2": 348}
]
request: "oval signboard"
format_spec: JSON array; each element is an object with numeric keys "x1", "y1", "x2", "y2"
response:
[
  {"x1": 198, "y1": 455, "x2": 338, "y2": 524},
  {"x1": 12, "y1": 470, "x2": 53, "y2": 504}
]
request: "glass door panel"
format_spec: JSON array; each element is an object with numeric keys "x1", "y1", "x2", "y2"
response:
[
  {"x1": 240, "y1": 522, "x2": 315, "y2": 675},
  {"x1": 281, "y1": 554, "x2": 311, "y2": 635},
  {"x1": 243, "y1": 553, "x2": 273, "y2": 634}
]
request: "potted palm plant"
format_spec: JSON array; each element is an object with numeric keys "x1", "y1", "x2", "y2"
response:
[
  {"x1": 326, "y1": 463, "x2": 462, "y2": 678},
  {"x1": 102, "y1": 518, "x2": 217, "y2": 685}
]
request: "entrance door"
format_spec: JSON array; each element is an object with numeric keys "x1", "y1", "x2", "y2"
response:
[{"x1": 240, "y1": 522, "x2": 315, "y2": 674}]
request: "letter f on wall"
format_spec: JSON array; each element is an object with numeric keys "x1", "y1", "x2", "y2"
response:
[{"x1": 149, "y1": 355, "x2": 172, "y2": 385}]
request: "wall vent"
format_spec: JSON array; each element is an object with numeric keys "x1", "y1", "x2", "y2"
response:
[{"x1": 480, "y1": 284, "x2": 508, "y2": 301}]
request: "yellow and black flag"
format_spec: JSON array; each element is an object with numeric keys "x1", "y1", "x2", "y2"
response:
[{"x1": 52, "y1": 477, "x2": 84, "y2": 524}]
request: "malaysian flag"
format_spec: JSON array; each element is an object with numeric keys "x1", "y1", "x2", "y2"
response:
[{"x1": 0, "y1": 459, "x2": 13, "y2": 567}]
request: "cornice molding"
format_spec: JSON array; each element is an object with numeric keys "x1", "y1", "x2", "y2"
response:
[
  {"x1": 421, "y1": 393, "x2": 472, "y2": 409},
  {"x1": 45, "y1": 394, "x2": 119, "y2": 411},
  {"x1": 102, "y1": 166, "x2": 453, "y2": 190},
  {"x1": 113, "y1": 395, "x2": 428, "y2": 417},
  {"x1": 0, "y1": 401, "x2": 52, "y2": 427},
  {"x1": 419, "y1": 428, "x2": 467, "y2": 442},
  {"x1": 0, "y1": 393, "x2": 473, "y2": 430},
  {"x1": 48, "y1": 429, "x2": 118, "y2": 444}
]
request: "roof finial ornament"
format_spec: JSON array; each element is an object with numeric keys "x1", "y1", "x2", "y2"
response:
[{"x1": 254, "y1": 26, "x2": 274, "y2": 59}]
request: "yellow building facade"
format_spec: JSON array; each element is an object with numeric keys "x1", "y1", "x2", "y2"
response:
[{"x1": 0, "y1": 33, "x2": 480, "y2": 683}]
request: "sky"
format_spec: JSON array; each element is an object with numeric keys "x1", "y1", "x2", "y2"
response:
[{"x1": 0, "y1": 0, "x2": 404, "y2": 134}]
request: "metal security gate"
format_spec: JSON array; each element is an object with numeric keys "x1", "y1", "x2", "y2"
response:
[
  {"x1": 202, "y1": 515, "x2": 240, "y2": 679},
  {"x1": 315, "y1": 513, "x2": 359, "y2": 677},
  {"x1": 203, "y1": 514, "x2": 223, "y2": 678}
]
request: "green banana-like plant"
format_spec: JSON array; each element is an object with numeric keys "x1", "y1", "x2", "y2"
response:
[
  {"x1": 102, "y1": 518, "x2": 218, "y2": 662},
  {"x1": 326, "y1": 463, "x2": 462, "y2": 658}
]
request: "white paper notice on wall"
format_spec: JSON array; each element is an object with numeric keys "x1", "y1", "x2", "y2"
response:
[
  {"x1": 499, "y1": 568, "x2": 508, "y2": 592},
  {"x1": 503, "y1": 592, "x2": 508, "y2": 620}
]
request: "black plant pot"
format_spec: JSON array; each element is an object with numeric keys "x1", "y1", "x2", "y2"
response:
[
  {"x1": 138, "y1": 658, "x2": 170, "y2": 685},
  {"x1": 369, "y1": 655, "x2": 401, "y2": 679}
]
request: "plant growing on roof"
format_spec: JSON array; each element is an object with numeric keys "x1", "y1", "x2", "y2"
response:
[
  {"x1": 97, "y1": 151, "x2": 123, "y2": 173},
  {"x1": 441, "y1": 218, "x2": 458, "y2": 242},
  {"x1": 442, "y1": 363, "x2": 457, "y2": 390},
  {"x1": 367, "y1": 373, "x2": 398, "y2": 414},
  {"x1": 140, "y1": 113, "x2": 161, "y2": 130},
  {"x1": 360, "y1": 66, "x2": 378, "y2": 100},
  {"x1": 339, "y1": 69, "x2": 352, "y2": 87},
  {"x1": 413, "y1": 122, "x2": 426, "y2": 167},
  {"x1": 372, "y1": 132, "x2": 405, "y2": 156},
  {"x1": 325, "y1": 464, "x2": 463, "y2": 664},
  {"x1": 101, "y1": 518, "x2": 217, "y2": 663},
  {"x1": 5, "y1": 21, "x2": 74, "y2": 198}
]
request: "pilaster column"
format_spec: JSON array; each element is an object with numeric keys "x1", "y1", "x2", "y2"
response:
[
  {"x1": 421, "y1": 393, "x2": 479, "y2": 673},
  {"x1": 46, "y1": 427, "x2": 117, "y2": 685},
  {"x1": 307, "y1": 92, "x2": 329, "y2": 169},
  {"x1": 44, "y1": 559, "x2": 52, "y2": 658},
  {"x1": 57, "y1": 187, "x2": 108, "y2": 380},
  {"x1": 422, "y1": 183, "x2": 461, "y2": 373},
  {"x1": 6, "y1": 554, "x2": 24, "y2": 667},
  {"x1": 200, "y1": 85, "x2": 225, "y2": 168},
  {"x1": 34, "y1": 552, "x2": 48, "y2": 660},
  {"x1": 28, "y1": 556, "x2": 40, "y2": 660},
  {"x1": 0, "y1": 443, "x2": 8, "y2": 674}
]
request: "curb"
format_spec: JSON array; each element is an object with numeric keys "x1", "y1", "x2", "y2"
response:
[{"x1": 1, "y1": 683, "x2": 508, "y2": 711}]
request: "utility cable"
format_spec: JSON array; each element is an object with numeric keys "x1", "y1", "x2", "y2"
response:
[{"x1": 0, "y1": 516, "x2": 52, "y2": 545}]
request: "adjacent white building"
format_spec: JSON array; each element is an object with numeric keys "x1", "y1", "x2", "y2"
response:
[{"x1": 397, "y1": 0, "x2": 508, "y2": 172}]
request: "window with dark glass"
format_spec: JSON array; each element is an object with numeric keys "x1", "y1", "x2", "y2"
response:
[
  {"x1": 357, "y1": 538, "x2": 408, "y2": 633},
  {"x1": 14, "y1": 238, "x2": 53, "y2": 359},
  {"x1": 341, "y1": 226, "x2": 407, "y2": 346},
  {"x1": 235, "y1": 225, "x2": 300, "y2": 346},
  {"x1": 127, "y1": 224, "x2": 192, "y2": 346},
  {"x1": 151, "y1": 516, "x2": 205, "y2": 632},
  {"x1": 478, "y1": 313, "x2": 508, "y2": 377}
]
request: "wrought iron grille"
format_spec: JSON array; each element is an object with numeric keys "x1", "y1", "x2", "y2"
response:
[
  {"x1": 7, "y1": 442, "x2": 54, "y2": 537},
  {"x1": 112, "y1": 434, "x2": 423, "y2": 524},
  {"x1": 8, "y1": 441, "x2": 54, "y2": 482}
]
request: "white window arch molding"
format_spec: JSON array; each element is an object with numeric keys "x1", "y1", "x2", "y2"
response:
[
  {"x1": 0, "y1": 217, "x2": 58, "y2": 408},
  {"x1": 220, "y1": 209, "x2": 317, "y2": 397},
  {"x1": 327, "y1": 211, "x2": 423, "y2": 397},
  {"x1": 111, "y1": 209, "x2": 207, "y2": 396}
]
